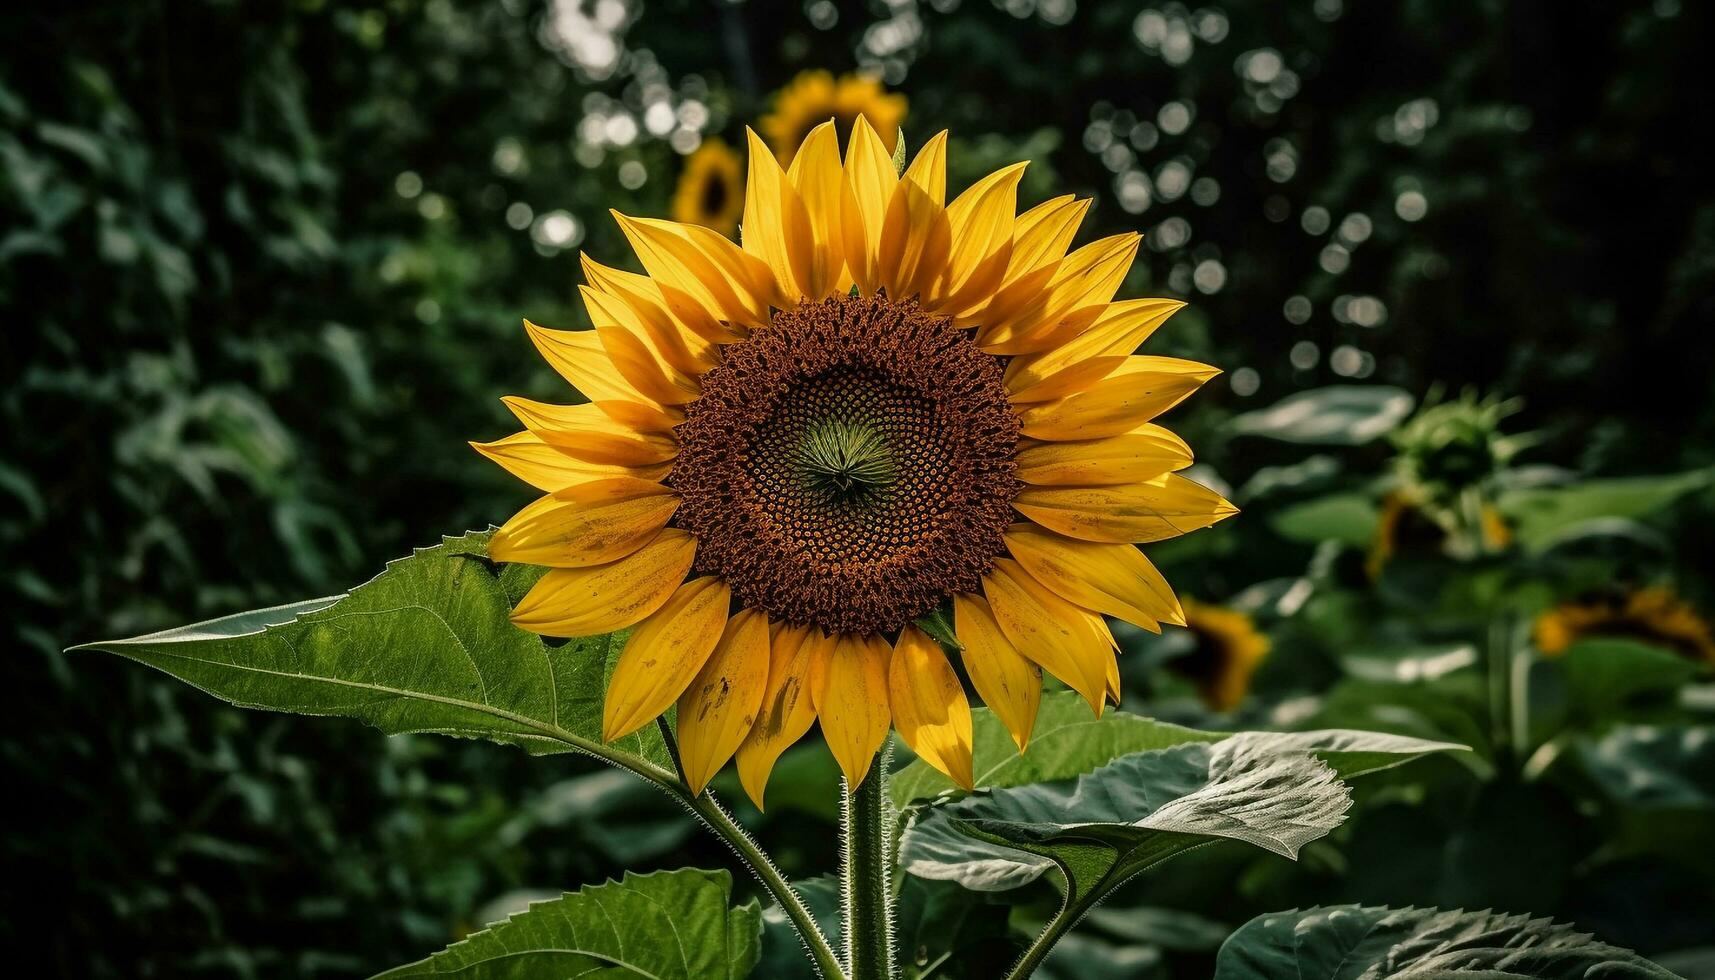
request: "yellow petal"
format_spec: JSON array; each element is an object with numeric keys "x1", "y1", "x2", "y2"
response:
[
  {"x1": 522, "y1": 319, "x2": 649, "y2": 406},
  {"x1": 786, "y1": 120, "x2": 846, "y2": 301},
  {"x1": 878, "y1": 131, "x2": 951, "y2": 300},
  {"x1": 509, "y1": 528, "x2": 698, "y2": 637},
  {"x1": 1003, "y1": 524, "x2": 1184, "y2": 632},
  {"x1": 979, "y1": 233, "x2": 1140, "y2": 355},
  {"x1": 1016, "y1": 356, "x2": 1221, "y2": 440},
  {"x1": 676, "y1": 608, "x2": 771, "y2": 794},
  {"x1": 612, "y1": 212, "x2": 757, "y2": 334},
  {"x1": 814, "y1": 632, "x2": 892, "y2": 787},
  {"x1": 677, "y1": 223, "x2": 775, "y2": 326},
  {"x1": 963, "y1": 196, "x2": 1089, "y2": 329},
  {"x1": 490, "y1": 478, "x2": 679, "y2": 568},
  {"x1": 1014, "y1": 427, "x2": 1192, "y2": 486},
  {"x1": 580, "y1": 254, "x2": 718, "y2": 377},
  {"x1": 741, "y1": 127, "x2": 814, "y2": 304},
  {"x1": 502, "y1": 397, "x2": 678, "y2": 466},
  {"x1": 589, "y1": 398, "x2": 682, "y2": 435},
  {"x1": 953, "y1": 593, "x2": 1042, "y2": 753},
  {"x1": 736, "y1": 625, "x2": 827, "y2": 810},
  {"x1": 471, "y1": 431, "x2": 670, "y2": 493},
  {"x1": 888, "y1": 626, "x2": 974, "y2": 790},
  {"x1": 1013, "y1": 474, "x2": 1239, "y2": 544},
  {"x1": 931, "y1": 162, "x2": 1027, "y2": 315},
  {"x1": 841, "y1": 115, "x2": 898, "y2": 295},
  {"x1": 603, "y1": 575, "x2": 732, "y2": 741},
  {"x1": 1006, "y1": 298, "x2": 1186, "y2": 395},
  {"x1": 981, "y1": 560, "x2": 1111, "y2": 715},
  {"x1": 1104, "y1": 646, "x2": 1122, "y2": 706},
  {"x1": 578, "y1": 287, "x2": 701, "y2": 407}
]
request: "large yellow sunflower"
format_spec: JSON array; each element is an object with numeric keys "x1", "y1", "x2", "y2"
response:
[
  {"x1": 670, "y1": 137, "x2": 744, "y2": 238},
  {"x1": 761, "y1": 70, "x2": 906, "y2": 164},
  {"x1": 474, "y1": 119, "x2": 1235, "y2": 808}
]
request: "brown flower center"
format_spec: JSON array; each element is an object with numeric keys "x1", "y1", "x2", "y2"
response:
[{"x1": 671, "y1": 294, "x2": 1021, "y2": 635}]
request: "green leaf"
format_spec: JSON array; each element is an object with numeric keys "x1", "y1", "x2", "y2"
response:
[
  {"x1": 892, "y1": 127, "x2": 909, "y2": 174},
  {"x1": 900, "y1": 735, "x2": 1354, "y2": 899},
  {"x1": 1498, "y1": 468, "x2": 1713, "y2": 552},
  {"x1": 373, "y1": 868, "x2": 762, "y2": 979},
  {"x1": 68, "y1": 531, "x2": 673, "y2": 775},
  {"x1": 901, "y1": 728, "x2": 1462, "y2": 912},
  {"x1": 758, "y1": 876, "x2": 840, "y2": 980},
  {"x1": 891, "y1": 693, "x2": 1223, "y2": 806},
  {"x1": 891, "y1": 692, "x2": 1463, "y2": 806},
  {"x1": 1269, "y1": 492, "x2": 1380, "y2": 548},
  {"x1": 1229, "y1": 386, "x2": 1415, "y2": 445},
  {"x1": 1578, "y1": 725, "x2": 1715, "y2": 811},
  {"x1": 1213, "y1": 905, "x2": 1681, "y2": 979},
  {"x1": 1559, "y1": 639, "x2": 1702, "y2": 717}
]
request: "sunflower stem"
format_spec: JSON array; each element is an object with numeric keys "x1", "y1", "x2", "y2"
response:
[{"x1": 841, "y1": 746, "x2": 897, "y2": 980}]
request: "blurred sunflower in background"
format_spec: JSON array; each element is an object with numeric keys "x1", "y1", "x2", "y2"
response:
[
  {"x1": 761, "y1": 70, "x2": 906, "y2": 164},
  {"x1": 1367, "y1": 488, "x2": 1511, "y2": 578},
  {"x1": 670, "y1": 137, "x2": 745, "y2": 238},
  {"x1": 474, "y1": 119, "x2": 1233, "y2": 806},
  {"x1": 1535, "y1": 586, "x2": 1715, "y2": 666},
  {"x1": 1164, "y1": 598, "x2": 1271, "y2": 712}
]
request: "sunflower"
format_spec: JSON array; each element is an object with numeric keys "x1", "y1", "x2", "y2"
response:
[
  {"x1": 1367, "y1": 489, "x2": 1511, "y2": 578},
  {"x1": 1535, "y1": 586, "x2": 1715, "y2": 665},
  {"x1": 670, "y1": 137, "x2": 745, "y2": 238},
  {"x1": 761, "y1": 70, "x2": 907, "y2": 164},
  {"x1": 1164, "y1": 598, "x2": 1270, "y2": 712},
  {"x1": 474, "y1": 119, "x2": 1234, "y2": 807}
]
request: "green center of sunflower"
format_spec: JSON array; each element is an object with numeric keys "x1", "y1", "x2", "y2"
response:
[{"x1": 796, "y1": 419, "x2": 897, "y2": 503}]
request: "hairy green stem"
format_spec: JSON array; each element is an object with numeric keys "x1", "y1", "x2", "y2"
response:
[
  {"x1": 1003, "y1": 894, "x2": 1094, "y2": 980},
  {"x1": 841, "y1": 748, "x2": 897, "y2": 980},
  {"x1": 654, "y1": 718, "x2": 846, "y2": 980}
]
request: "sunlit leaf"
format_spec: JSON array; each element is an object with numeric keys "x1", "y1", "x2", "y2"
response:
[
  {"x1": 1213, "y1": 905, "x2": 1680, "y2": 979},
  {"x1": 373, "y1": 868, "x2": 762, "y2": 979},
  {"x1": 1229, "y1": 386, "x2": 1415, "y2": 445}
]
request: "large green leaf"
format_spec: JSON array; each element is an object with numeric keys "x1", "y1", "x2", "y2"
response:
[
  {"x1": 1213, "y1": 905, "x2": 1681, "y2": 979},
  {"x1": 1498, "y1": 468, "x2": 1713, "y2": 552},
  {"x1": 891, "y1": 692, "x2": 1463, "y2": 806},
  {"x1": 1578, "y1": 725, "x2": 1715, "y2": 811},
  {"x1": 68, "y1": 531, "x2": 672, "y2": 774},
  {"x1": 1229, "y1": 385, "x2": 1415, "y2": 445},
  {"x1": 900, "y1": 735, "x2": 1353, "y2": 899},
  {"x1": 1269, "y1": 492, "x2": 1380, "y2": 548},
  {"x1": 373, "y1": 868, "x2": 762, "y2": 979}
]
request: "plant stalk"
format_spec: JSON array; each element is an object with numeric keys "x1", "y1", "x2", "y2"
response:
[
  {"x1": 1003, "y1": 894, "x2": 1093, "y2": 980},
  {"x1": 841, "y1": 748, "x2": 897, "y2": 980}
]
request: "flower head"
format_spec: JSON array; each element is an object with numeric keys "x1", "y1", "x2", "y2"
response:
[
  {"x1": 1535, "y1": 586, "x2": 1715, "y2": 665},
  {"x1": 1165, "y1": 598, "x2": 1270, "y2": 712},
  {"x1": 476, "y1": 120, "x2": 1235, "y2": 806},
  {"x1": 670, "y1": 137, "x2": 745, "y2": 238},
  {"x1": 761, "y1": 71, "x2": 906, "y2": 164}
]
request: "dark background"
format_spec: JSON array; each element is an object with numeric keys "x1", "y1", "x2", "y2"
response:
[{"x1": 5, "y1": 0, "x2": 1714, "y2": 975}]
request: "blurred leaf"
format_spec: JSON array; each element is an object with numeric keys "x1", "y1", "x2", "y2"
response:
[
  {"x1": 1342, "y1": 642, "x2": 1479, "y2": 683},
  {"x1": 757, "y1": 876, "x2": 839, "y2": 980},
  {"x1": 1559, "y1": 639, "x2": 1702, "y2": 718},
  {"x1": 1270, "y1": 493, "x2": 1379, "y2": 548},
  {"x1": 1038, "y1": 932, "x2": 1166, "y2": 980},
  {"x1": 1578, "y1": 725, "x2": 1715, "y2": 811},
  {"x1": 1229, "y1": 386, "x2": 1415, "y2": 445},
  {"x1": 372, "y1": 868, "x2": 761, "y2": 979},
  {"x1": 1213, "y1": 905, "x2": 1679, "y2": 979},
  {"x1": 1499, "y1": 469, "x2": 1714, "y2": 552},
  {"x1": 69, "y1": 530, "x2": 672, "y2": 771}
]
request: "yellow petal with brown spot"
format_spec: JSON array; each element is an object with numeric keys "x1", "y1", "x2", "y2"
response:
[
  {"x1": 981, "y1": 559, "x2": 1110, "y2": 715},
  {"x1": 1003, "y1": 523, "x2": 1183, "y2": 632},
  {"x1": 1013, "y1": 427, "x2": 1192, "y2": 486},
  {"x1": 676, "y1": 608, "x2": 771, "y2": 794},
  {"x1": 509, "y1": 528, "x2": 698, "y2": 638},
  {"x1": 953, "y1": 592, "x2": 1042, "y2": 753},
  {"x1": 470, "y1": 431, "x2": 670, "y2": 493},
  {"x1": 491, "y1": 478, "x2": 679, "y2": 568},
  {"x1": 888, "y1": 627, "x2": 974, "y2": 790},
  {"x1": 814, "y1": 632, "x2": 892, "y2": 787},
  {"x1": 736, "y1": 625, "x2": 827, "y2": 810},
  {"x1": 602, "y1": 575, "x2": 732, "y2": 741},
  {"x1": 1014, "y1": 474, "x2": 1238, "y2": 543}
]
